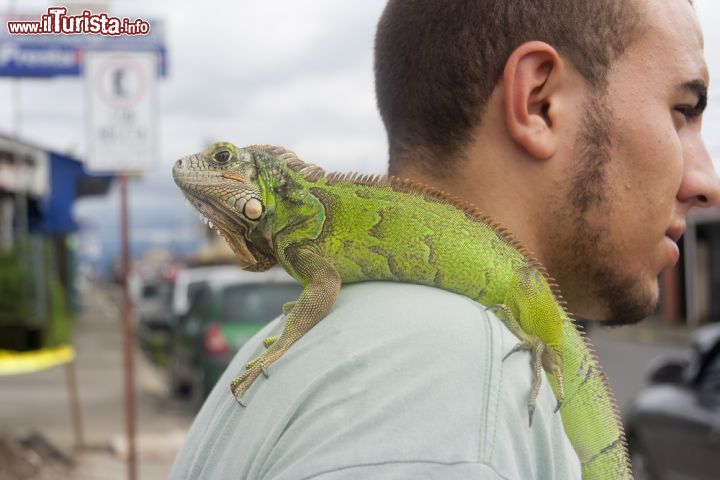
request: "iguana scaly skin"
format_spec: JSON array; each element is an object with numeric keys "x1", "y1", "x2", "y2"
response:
[{"x1": 172, "y1": 141, "x2": 633, "y2": 479}]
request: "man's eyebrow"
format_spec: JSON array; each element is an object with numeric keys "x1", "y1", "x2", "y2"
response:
[{"x1": 678, "y1": 79, "x2": 708, "y2": 111}]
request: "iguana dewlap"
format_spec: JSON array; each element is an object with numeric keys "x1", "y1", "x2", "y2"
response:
[{"x1": 172, "y1": 142, "x2": 633, "y2": 479}]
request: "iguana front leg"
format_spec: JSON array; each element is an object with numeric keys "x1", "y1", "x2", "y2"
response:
[{"x1": 231, "y1": 247, "x2": 341, "y2": 405}]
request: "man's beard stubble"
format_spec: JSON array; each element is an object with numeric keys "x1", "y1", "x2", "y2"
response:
[{"x1": 549, "y1": 94, "x2": 658, "y2": 327}]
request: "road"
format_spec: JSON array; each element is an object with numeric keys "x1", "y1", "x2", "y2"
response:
[{"x1": 589, "y1": 322, "x2": 688, "y2": 413}]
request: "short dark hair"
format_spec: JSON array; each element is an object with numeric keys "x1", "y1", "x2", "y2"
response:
[{"x1": 374, "y1": 0, "x2": 643, "y2": 176}]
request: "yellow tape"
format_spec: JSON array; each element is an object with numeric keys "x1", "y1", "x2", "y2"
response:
[{"x1": 0, "y1": 345, "x2": 75, "y2": 375}]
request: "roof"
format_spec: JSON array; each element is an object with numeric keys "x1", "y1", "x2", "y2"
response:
[{"x1": 0, "y1": 132, "x2": 114, "y2": 235}]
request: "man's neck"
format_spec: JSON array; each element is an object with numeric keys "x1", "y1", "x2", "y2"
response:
[{"x1": 397, "y1": 153, "x2": 549, "y2": 266}]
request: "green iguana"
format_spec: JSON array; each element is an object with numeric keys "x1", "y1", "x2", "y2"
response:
[{"x1": 172, "y1": 141, "x2": 633, "y2": 479}]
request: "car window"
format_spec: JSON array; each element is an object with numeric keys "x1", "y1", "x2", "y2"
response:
[
  {"x1": 187, "y1": 281, "x2": 209, "y2": 307},
  {"x1": 221, "y1": 283, "x2": 303, "y2": 324},
  {"x1": 142, "y1": 283, "x2": 159, "y2": 299},
  {"x1": 187, "y1": 285, "x2": 211, "y2": 318}
]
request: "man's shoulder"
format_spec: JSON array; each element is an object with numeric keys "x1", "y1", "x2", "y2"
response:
[
  {"x1": 241, "y1": 282, "x2": 507, "y2": 409},
  {"x1": 171, "y1": 282, "x2": 581, "y2": 480},
  {"x1": 291, "y1": 282, "x2": 512, "y2": 383},
  {"x1": 328, "y1": 281, "x2": 498, "y2": 341}
]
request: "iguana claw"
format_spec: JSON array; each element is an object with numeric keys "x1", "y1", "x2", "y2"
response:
[
  {"x1": 528, "y1": 405, "x2": 535, "y2": 428},
  {"x1": 231, "y1": 361, "x2": 267, "y2": 404},
  {"x1": 502, "y1": 340, "x2": 532, "y2": 361}
]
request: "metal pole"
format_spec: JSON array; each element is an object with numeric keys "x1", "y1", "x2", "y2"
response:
[
  {"x1": 65, "y1": 359, "x2": 85, "y2": 450},
  {"x1": 119, "y1": 175, "x2": 137, "y2": 480}
]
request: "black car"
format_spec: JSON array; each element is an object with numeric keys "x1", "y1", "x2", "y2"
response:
[{"x1": 624, "y1": 323, "x2": 720, "y2": 480}]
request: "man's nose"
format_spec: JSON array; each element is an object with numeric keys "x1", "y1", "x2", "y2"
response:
[{"x1": 679, "y1": 141, "x2": 720, "y2": 208}]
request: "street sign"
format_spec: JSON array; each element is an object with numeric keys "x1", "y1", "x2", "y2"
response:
[{"x1": 85, "y1": 51, "x2": 158, "y2": 172}]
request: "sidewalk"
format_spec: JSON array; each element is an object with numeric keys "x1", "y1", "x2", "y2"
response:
[{"x1": 0, "y1": 283, "x2": 193, "y2": 479}]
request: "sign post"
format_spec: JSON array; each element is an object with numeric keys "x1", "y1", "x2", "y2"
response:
[
  {"x1": 85, "y1": 51, "x2": 159, "y2": 480},
  {"x1": 118, "y1": 173, "x2": 135, "y2": 480}
]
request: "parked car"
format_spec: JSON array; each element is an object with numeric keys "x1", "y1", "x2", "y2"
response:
[
  {"x1": 137, "y1": 265, "x2": 246, "y2": 366},
  {"x1": 169, "y1": 265, "x2": 252, "y2": 321},
  {"x1": 168, "y1": 267, "x2": 302, "y2": 407},
  {"x1": 624, "y1": 323, "x2": 720, "y2": 480},
  {"x1": 135, "y1": 274, "x2": 175, "y2": 363}
]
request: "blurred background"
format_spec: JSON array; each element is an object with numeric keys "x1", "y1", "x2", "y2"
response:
[{"x1": 0, "y1": 0, "x2": 719, "y2": 479}]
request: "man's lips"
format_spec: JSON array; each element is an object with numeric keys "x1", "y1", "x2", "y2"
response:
[
  {"x1": 666, "y1": 223, "x2": 686, "y2": 243},
  {"x1": 664, "y1": 223, "x2": 685, "y2": 266}
]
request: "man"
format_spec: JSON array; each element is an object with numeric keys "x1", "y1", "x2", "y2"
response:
[{"x1": 171, "y1": 0, "x2": 719, "y2": 478}]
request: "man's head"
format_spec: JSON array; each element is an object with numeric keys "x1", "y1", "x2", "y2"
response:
[
  {"x1": 374, "y1": 0, "x2": 720, "y2": 325},
  {"x1": 375, "y1": 0, "x2": 643, "y2": 176}
]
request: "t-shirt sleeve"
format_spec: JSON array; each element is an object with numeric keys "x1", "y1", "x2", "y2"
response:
[{"x1": 170, "y1": 282, "x2": 581, "y2": 480}]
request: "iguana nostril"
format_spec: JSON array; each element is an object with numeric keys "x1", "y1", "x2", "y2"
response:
[{"x1": 176, "y1": 159, "x2": 183, "y2": 168}]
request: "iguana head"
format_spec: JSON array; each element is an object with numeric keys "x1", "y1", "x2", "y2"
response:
[{"x1": 172, "y1": 141, "x2": 277, "y2": 271}]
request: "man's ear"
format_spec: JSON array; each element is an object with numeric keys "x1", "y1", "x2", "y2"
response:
[{"x1": 503, "y1": 41, "x2": 563, "y2": 160}]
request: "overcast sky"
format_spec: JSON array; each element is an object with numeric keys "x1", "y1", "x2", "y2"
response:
[
  {"x1": 1, "y1": 0, "x2": 719, "y2": 266},
  {"x1": 1, "y1": 0, "x2": 720, "y2": 172},
  {"x1": 0, "y1": 0, "x2": 390, "y2": 173}
]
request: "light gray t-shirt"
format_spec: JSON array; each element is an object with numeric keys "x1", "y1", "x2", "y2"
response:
[{"x1": 170, "y1": 282, "x2": 581, "y2": 479}]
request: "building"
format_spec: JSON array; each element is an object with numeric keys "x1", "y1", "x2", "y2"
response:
[{"x1": 0, "y1": 133, "x2": 113, "y2": 350}]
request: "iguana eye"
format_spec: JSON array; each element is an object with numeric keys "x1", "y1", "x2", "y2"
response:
[{"x1": 213, "y1": 149, "x2": 231, "y2": 164}]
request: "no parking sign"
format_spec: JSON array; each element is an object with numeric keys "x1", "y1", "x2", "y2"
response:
[{"x1": 85, "y1": 51, "x2": 158, "y2": 172}]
